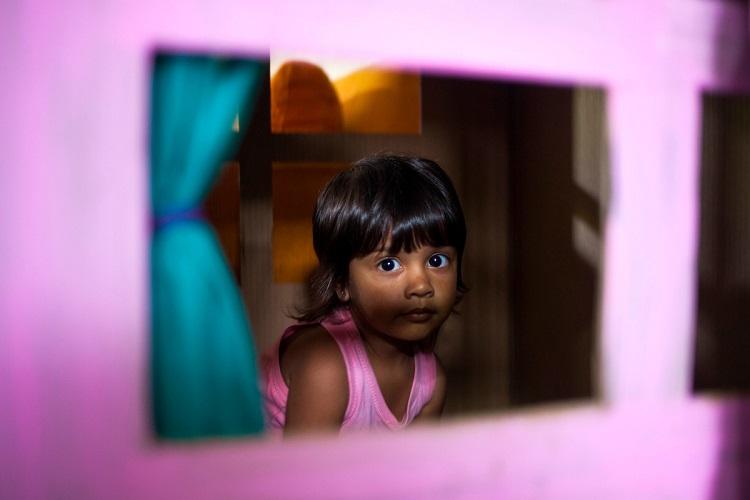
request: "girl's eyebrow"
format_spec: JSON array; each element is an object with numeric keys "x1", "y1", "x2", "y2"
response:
[
  {"x1": 366, "y1": 248, "x2": 391, "y2": 259},
  {"x1": 426, "y1": 245, "x2": 456, "y2": 252}
]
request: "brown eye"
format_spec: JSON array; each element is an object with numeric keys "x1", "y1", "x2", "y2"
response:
[
  {"x1": 377, "y1": 258, "x2": 400, "y2": 272},
  {"x1": 428, "y1": 254, "x2": 449, "y2": 268}
]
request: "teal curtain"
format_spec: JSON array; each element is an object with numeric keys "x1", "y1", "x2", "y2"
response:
[{"x1": 150, "y1": 54, "x2": 264, "y2": 438}]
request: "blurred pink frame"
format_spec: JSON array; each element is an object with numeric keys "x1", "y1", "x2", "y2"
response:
[{"x1": 2, "y1": 1, "x2": 750, "y2": 498}]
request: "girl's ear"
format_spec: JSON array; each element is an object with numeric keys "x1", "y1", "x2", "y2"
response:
[{"x1": 336, "y1": 285, "x2": 350, "y2": 302}]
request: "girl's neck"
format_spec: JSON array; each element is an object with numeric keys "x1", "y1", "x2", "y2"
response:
[{"x1": 361, "y1": 328, "x2": 414, "y2": 362}]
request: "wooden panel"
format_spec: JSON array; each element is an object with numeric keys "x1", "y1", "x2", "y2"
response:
[
  {"x1": 420, "y1": 75, "x2": 512, "y2": 413},
  {"x1": 204, "y1": 161, "x2": 241, "y2": 281},
  {"x1": 508, "y1": 85, "x2": 597, "y2": 405},
  {"x1": 125, "y1": 397, "x2": 749, "y2": 499},
  {"x1": 695, "y1": 93, "x2": 750, "y2": 393},
  {"x1": 271, "y1": 162, "x2": 348, "y2": 283}
]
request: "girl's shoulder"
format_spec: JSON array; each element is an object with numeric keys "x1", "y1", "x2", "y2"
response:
[
  {"x1": 279, "y1": 323, "x2": 350, "y2": 432},
  {"x1": 279, "y1": 324, "x2": 348, "y2": 389}
]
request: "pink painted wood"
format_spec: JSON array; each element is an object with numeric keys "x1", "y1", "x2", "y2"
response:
[{"x1": 2, "y1": 1, "x2": 749, "y2": 498}]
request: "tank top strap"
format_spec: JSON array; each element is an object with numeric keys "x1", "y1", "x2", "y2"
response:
[
  {"x1": 409, "y1": 348, "x2": 438, "y2": 416},
  {"x1": 320, "y1": 309, "x2": 366, "y2": 422}
]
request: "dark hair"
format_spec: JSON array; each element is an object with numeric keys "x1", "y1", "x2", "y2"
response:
[{"x1": 295, "y1": 154, "x2": 467, "y2": 322}]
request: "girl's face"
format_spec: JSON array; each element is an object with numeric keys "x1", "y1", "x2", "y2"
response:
[{"x1": 342, "y1": 243, "x2": 458, "y2": 343}]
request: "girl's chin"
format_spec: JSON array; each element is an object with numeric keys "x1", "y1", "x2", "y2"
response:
[
  {"x1": 353, "y1": 310, "x2": 442, "y2": 343},
  {"x1": 383, "y1": 323, "x2": 438, "y2": 343}
]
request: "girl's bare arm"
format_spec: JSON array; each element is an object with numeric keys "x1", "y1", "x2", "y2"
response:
[{"x1": 282, "y1": 326, "x2": 348, "y2": 435}]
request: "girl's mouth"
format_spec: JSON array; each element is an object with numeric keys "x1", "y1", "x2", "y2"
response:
[{"x1": 401, "y1": 308, "x2": 436, "y2": 322}]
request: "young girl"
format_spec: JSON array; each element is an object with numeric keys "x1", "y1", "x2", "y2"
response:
[{"x1": 263, "y1": 154, "x2": 467, "y2": 435}]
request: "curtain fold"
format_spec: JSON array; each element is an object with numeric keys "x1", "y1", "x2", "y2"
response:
[{"x1": 150, "y1": 54, "x2": 264, "y2": 438}]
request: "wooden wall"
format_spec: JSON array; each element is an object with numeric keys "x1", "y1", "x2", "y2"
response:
[
  {"x1": 695, "y1": 94, "x2": 750, "y2": 393},
  {"x1": 239, "y1": 72, "x2": 605, "y2": 415}
]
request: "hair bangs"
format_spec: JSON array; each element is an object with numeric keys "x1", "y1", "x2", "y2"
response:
[
  {"x1": 387, "y1": 210, "x2": 455, "y2": 254},
  {"x1": 355, "y1": 185, "x2": 461, "y2": 257}
]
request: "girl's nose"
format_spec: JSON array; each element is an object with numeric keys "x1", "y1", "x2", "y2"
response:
[{"x1": 405, "y1": 267, "x2": 434, "y2": 298}]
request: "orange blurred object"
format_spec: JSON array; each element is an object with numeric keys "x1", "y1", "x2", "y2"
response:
[
  {"x1": 334, "y1": 67, "x2": 421, "y2": 134},
  {"x1": 271, "y1": 61, "x2": 343, "y2": 133}
]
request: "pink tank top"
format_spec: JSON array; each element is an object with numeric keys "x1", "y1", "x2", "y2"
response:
[{"x1": 262, "y1": 308, "x2": 437, "y2": 434}]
